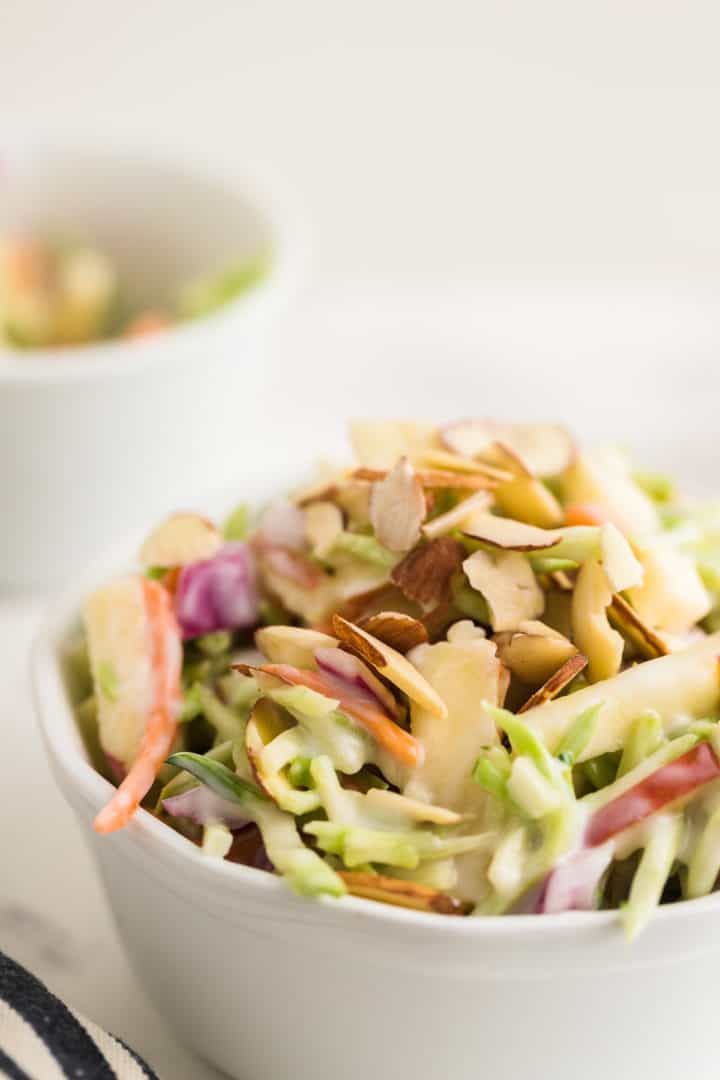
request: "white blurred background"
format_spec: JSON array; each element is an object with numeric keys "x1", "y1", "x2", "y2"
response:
[{"x1": 3, "y1": 0, "x2": 720, "y2": 471}]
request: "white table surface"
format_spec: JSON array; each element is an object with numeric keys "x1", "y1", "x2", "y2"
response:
[{"x1": 3, "y1": 287, "x2": 720, "y2": 1078}]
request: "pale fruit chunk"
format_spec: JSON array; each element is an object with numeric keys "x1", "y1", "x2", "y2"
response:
[
  {"x1": 416, "y1": 447, "x2": 513, "y2": 482},
  {"x1": 490, "y1": 444, "x2": 565, "y2": 528},
  {"x1": 331, "y1": 615, "x2": 447, "y2": 719},
  {"x1": 447, "y1": 620, "x2": 487, "y2": 644},
  {"x1": 369, "y1": 457, "x2": 426, "y2": 552},
  {"x1": 405, "y1": 636, "x2": 504, "y2": 816},
  {"x1": 520, "y1": 631, "x2": 720, "y2": 760},
  {"x1": 83, "y1": 577, "x2": 154, "y2": 768},
  {"x1": 462, "y1": 550, "x2": 544, "y2": 631},
  {"x1": 563, "y1": 447, "x2": 660, "y2": 538},
  {"x1": 303, "y1": 501, "x2": 344, "y2": 558},
  {"x1": 139, "y1": 512, "x2": 221, "y2": 569},
  {"x1": 627, "y1": 544, "x2": 711, "y2": 633},
  {"x1": 572, "y1": 559, "x2": 624, "y2": 684},
  {"x1": 350, "y1": 420, "x2": 437, "y2": 470},
  {"x1": 255, "y1": 625, "x2": 339, "y2": 668},
  {"x1": 338, "y1": 871, "x2": 472, "y2": 915},
  {"x1": 358, "y1": 611, "x2": 428, "y2": 653},
  {"x1": 598, "y1": 523, "x2": 643, "y2": 592}
]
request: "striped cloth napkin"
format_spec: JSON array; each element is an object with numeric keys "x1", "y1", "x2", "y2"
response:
[{"x1": 0, "y1": 951, "x2": 157, "y2": 1079}]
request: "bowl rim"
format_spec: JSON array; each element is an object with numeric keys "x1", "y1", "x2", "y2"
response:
[
  {"x1": 0, "y1": 139, "x2": 307, "y2": 384},
  {"x1": 30, "y1": 487, "x2": 720, "y2": 943}
]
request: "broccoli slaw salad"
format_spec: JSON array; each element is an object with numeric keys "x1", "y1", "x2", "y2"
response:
[{"x1": 69, "y1": 419, "x2": 720, "y2": 939}]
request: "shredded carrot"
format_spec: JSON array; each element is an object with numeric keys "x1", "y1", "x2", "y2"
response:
[
  {"x1": 94, "y1": 579, "x2": 181, "y2": 834},
  {"x1": 260, "y1": 663, "x2": 422, "y2": 768},
  {"x1": 122, "y1": 310, "x2": 173, "y2": 339},
  {"x1": 564, "y1": 503, "x2": 612, "y2": 528}
]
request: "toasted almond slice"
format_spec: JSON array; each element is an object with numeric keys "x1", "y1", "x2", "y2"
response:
[
  {"x1": 442, "y1": 420, "x2": 575, "y2": 477},
  {"x1": 517, "y1": 652, "x2": 588, "y2": 712},
  {"x1": 416, "y1": 447, "x2": 513, "y2": 482},
  {"x1": 295, "y1": 483, "x2": 341, "y2": 507},
  {"x1": 139, "y1": 512, "x2": 221, "y2": 569},
  {"x1": 391, "y1": 537, "x2": 465, "y2": 610},
  {"x1": 462, "y1": 550, "x2": 545, "y2": 632},
  {"x1": 463, "y1": 515, "x2": 564, "y2": 552},
  {"x1": 368, "y1": 457, "x2": 427, "y2": 553},
  {"x1": 571, "y1": 560, "x2": 624, "y2": 683},
  {"x1": 331, "y1": 615, "x2": 448, "y2": 719},
  {"x1": 607, "y1": 594, "x2": 670, "y2": 660},
  {"x1": 260, "y1": 546, "x2": 324, "y2": 588},
  {"x1": 354, "y1": 467, "x2": 496, "y2": 491},
  {"x1": 255, "y1": 625, "x2": 339, "y2": 667},
  {"x1": 304, "y1": 501, "x2": 344, "y2": 558},
  {"x1": 492, "y1": 630, "x2": 578, "y2": 686},
  {"x1": 365, "y1": 787, "x2": 462, "y2": 825},
  {"x1": 334, "y1": 583, "x2": 417, "y2": 625},
  {"x1": 358, "y1": 611, "x2": 429, "y2": 653},
  {"x1": 422, "y1": 491, "x2": 493, "y2": 540},
  {"x1": 338, "y1": 871, "x2": 472, "y2": 915}
]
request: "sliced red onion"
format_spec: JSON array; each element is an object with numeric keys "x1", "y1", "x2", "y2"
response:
[
  {"x1": 175, "y1": 542, "x2": 258, "y2": 639},
  {"x1": 163, "y1": 785, "x2": 252, "y2": 828},
  {"x1": 105, "y1": 753, "x2": 126, "y2": 784},
  {"x1": 257, "y1": 500, "x2": 306, "y2": 550},
  {"x1": 315, "y1": 647, "x2": 399, "y2": 717},
  {"x1": 535, "y1": 843, "x2": 613, "y2": 914}
]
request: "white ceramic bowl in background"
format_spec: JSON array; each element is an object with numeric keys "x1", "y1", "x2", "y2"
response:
[
  {"x1": 31, "y1": 476, "x2": 720, "y2": 1080},
  {"x1": 0, "y1": 143, "x2": 304, "y2": 590}
]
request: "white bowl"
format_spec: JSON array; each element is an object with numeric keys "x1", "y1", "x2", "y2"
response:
[
  {"x1": 0, "y1": 142, "x2": 304, "y2": 589},
  {"x1": 31, "y1": 477, "x2": 720, "y2": 1080}
]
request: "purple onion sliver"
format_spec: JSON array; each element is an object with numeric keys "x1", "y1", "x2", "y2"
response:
[
  {"x1": 163, "y1": 785, "x2": 252, "y2": 828},
  {"x1": 175, "y1": 542, "x2": 259, "y2": 639},
  {"x1": 536, "y1": 842, "x2": 614, "y2": 915}
]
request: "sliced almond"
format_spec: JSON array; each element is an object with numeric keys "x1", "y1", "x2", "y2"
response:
[
  {"x1": 364, "y1": 786, "x2": 462, "y2": 825},
  {"x1": 331, "y1": 614, "x2": 448, "y2": 719},
  {"x1": 359, "y1": 611, "x2": 429, "y2": 653},
  {"x1": 442, "y1": 420, "x2": 575, "y2": 477},
  {"x1": 355, "y1": 467, "x2": 495, "y2": 491},
  {"x1": 368, "y1": 456, "x2": 427, "y2": 553},
  {"x1": 391, "y1": 537, "x2": 465, "y2": 610},
  {"x1": 492, "y1": 629, "x2": 577, "y2": 686},
  {"x1": 446, "y1": 619, "x2": 487, "y2": 644},
  {"x1": 139, "y1": 512, "x2": 222, "y2": 569},
  {"x1": 571, "y1": 559, "x2": 624, "y2": 683},
  {"x1": 255, "y1": 625, "x2": 339, "y2": 667},
  {"x1": 260, "y1": 546, "x2": 324, "y2": 588},
  {"x1": 463, "y1": 515, "x2": 564, "y2": 552},
  {"x1": 422, "y1": 491, "x2": 493, "y2": 540},
  {"x1": 607, "y1": 593, "x2": 670, "y2": 660},
  {"x1": 304, "y1": 501, "x2": 344, "y2": 558},
  {"x1": 335, "y1": 583, "x2": 418, "y2": 625},
  {"x1": 416, "y1": 447, "x2": 513, "y2": 482},
  {"x1": 517, "y1": 652, "x2": 588, "y2": 712},
  {"x1": 462, "y1": 550, "x2": 544, "y2": 632},
  {"x1": 339, "y1": 871, "x2": 472, "y2": 915}
]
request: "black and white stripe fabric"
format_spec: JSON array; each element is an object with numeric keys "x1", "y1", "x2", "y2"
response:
[{"x1": 0, "y1": 952, "x2": 157, "y2": 1079}]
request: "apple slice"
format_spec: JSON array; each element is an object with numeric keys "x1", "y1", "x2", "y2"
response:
[
  {"x1": 350, "y1": 420, "x2": 437, "y2": 470},
  {"x1": 586, "y1": 741, "x2": 720, "y2": 847},
  {"x1": 572, "y1": 560, "x2": 624, "y2": 684},
  {"x1": 627, "y1": 544, "x2": 711, "y2": 633},
  {"x1": 519, "y1": 631, "x2": 720, "y2": 760},
  {"x1": 563, "y1": 447, "x2": 659, "y2": 538},
  {"x1": 303, "y1": 501, "x2": 344, "y2": 558},
  {"x1": 331, "y1": 614, "x2": 448, "y2": 720},
  {"x1": 369, "y1": 457, "x2": 427, "y2": 552},
  {"x1": 517, "y1": 652, "x2": 588, "y2": 712},
  {"x1": 462, "y1": 549, "x2": 545, "y2": 632},
  {"x1": 139, "y1": 512, "x2": 222, "y2": 569},
  {"x1": 255, "y1": 625, "x2": 339, "y2": 668},
  {"x1": 358, "y1": 611, "x2": 429, "y2": 654},
  {"x1": 416, "y1": 447, "x2": 513, "y2": 482},
  {"x1": 338, "y1": 871, "x2": 472, "y2": 915}
]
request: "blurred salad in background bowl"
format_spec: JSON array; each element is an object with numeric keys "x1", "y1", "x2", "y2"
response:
[{"x1": 0, "y1": 233, "x2": 268, "y2": 350}]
